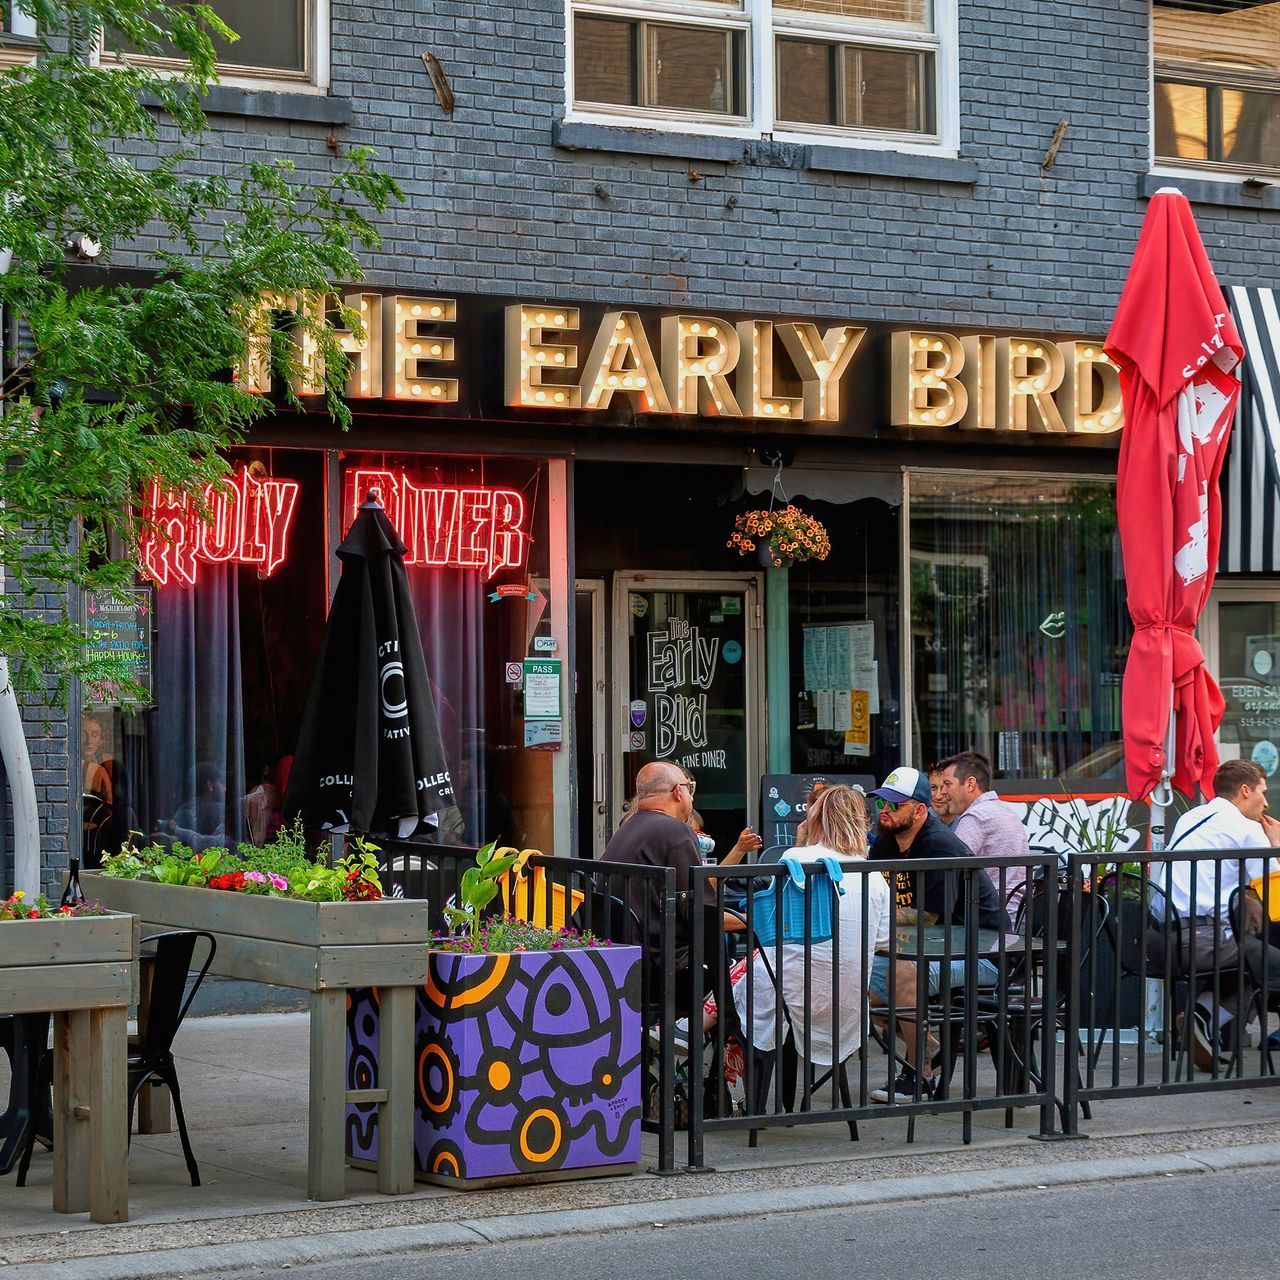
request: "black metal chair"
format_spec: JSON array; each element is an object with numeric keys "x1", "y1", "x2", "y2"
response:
[
  {"x1": 1228, "y1": 884, "x2": 1280, "y2": 1074},
  {"x1": 125, "y1": 930, "x2": 217, "y2": 1187}
]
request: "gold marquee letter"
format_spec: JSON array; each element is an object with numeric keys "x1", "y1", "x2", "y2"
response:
[
  {"x1": 661, "y1": 315, "x2": 742, "y2": 417},
  {"x1": 505, "y1": 304, "x2": 582, "y2": 408},
  {"x1": 777, "y1": 323, "x2": 865, "y2": 422},
  {"x1": 384, "y1": 296, "x2": 458, "y2": 403},
  {"x1": 1058, "y1": 342, "x2": 1123, "y2": 434},
  {"x1": 890, "y1": 330, "x2": 968, "y2": 428},
  {"x1": 579, "y1": 311, "x2": 672, "y2": 413},
  {"x1": 996, "y1": 338, "x2": 1066, "y2": 432}
]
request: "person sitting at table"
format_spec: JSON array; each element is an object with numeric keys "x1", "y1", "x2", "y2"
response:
[
  {"x1": 864, "y1": 765, "x2": 1009, "y2": 1102},
  {"x1": 731, "y1": 785, "x2": 892, "y2": 1074}
]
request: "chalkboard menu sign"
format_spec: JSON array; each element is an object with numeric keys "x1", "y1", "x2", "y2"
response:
[
  {"x1": 85, "y1": 588, "x2": 152, "y2": 707},
  {"x1": 760, "y1": 772, "x2": 877, "y2": 851}
]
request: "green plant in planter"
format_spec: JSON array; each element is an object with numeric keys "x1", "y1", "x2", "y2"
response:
[{"x1": 443, "y1": 840, "x2": 520, "y2": 946}]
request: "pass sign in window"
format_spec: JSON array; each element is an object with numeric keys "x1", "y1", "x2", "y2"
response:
[{"x1": 522, "y1": 658, "x2": 562, "y2": 719}]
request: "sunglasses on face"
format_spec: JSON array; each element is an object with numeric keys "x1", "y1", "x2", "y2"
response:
[{"x1": 874, "y1": 796, "x2": 910, "y2": 812}]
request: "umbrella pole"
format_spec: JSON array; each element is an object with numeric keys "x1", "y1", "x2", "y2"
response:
[{"x1": 1147, "y1": 696, "x2": 1176, "y2": 853}]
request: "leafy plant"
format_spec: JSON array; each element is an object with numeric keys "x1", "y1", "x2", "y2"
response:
[
  {"x1": 0, "y1": 0, "x2": 401, "y2": 700},
  {"x1": 443, "y1": 840, "x2": 520, "y2": 946},
  {"x1": 1, "y1": 890, "x2": 108, "y2": 920},
  {"x1": 430, "y1": 919, "x2": 610, "y2": 954}
]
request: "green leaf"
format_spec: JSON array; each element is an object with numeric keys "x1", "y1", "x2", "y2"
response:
[
  {"x1": 485, "y1": 854, "x2": 521, "y2": 881},
  {"x1": 476, "y1": 840, "x2": 498, "y2": 867}
]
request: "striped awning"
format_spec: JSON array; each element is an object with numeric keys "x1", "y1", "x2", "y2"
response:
[{"x1": 1220, "y1": 285, "x2": 1280, "y2": 574}]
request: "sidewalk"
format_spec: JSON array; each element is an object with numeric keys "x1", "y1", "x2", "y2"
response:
[{"x1": 3, "y1": 1012, "x2": 1279, "y2": 1273}]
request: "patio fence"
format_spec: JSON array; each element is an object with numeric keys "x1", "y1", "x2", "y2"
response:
[{"x1": 372, "y1": 843, "x2": 1280, "y2": 1173}]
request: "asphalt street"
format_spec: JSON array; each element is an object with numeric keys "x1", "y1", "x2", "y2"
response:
[{"x1": 250, "y1": 1166, "x2": 1279, "y2": 1280}]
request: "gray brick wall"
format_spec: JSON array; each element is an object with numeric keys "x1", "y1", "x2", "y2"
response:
[{"x1": 120, "y1": 0, "x2": 1280, "y2": 324}]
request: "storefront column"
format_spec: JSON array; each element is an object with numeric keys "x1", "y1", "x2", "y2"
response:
[
  {"x1": 766, "y1": 566, "x2": 790, "y2": 774},
  {"x1": 548, "y1": 459, "x2": 573, "y2": 855}
]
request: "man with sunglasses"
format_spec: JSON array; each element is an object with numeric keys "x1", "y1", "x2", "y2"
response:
[
  {"x1": 864, "y1": 766, "x2": 1006, "y2": 1101},
  {"x1": 604, "y1": 760, "x2": 706, "y2": 942}
]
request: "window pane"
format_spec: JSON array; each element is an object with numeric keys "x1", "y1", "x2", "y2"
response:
[
  {"x1": 1222, "y1": 86, "x2": 1280, "y2": 167},
  {"x1": 777, "y1": 38, "x2": 836, "y2": 125},
  {"x1": 1216, "y1": 600, "x2": 1280, "y2": 801},
  {"x1": 574, "y1": 16, "x2": 636, "y2": 106},
  {"x1": 1154, "y1": 80, "x2": 1209, "y2": 161},
  {"x1": 846, "y1": 45, "x2": 926, "y2": 132},
  {"x1": 646, "y1": 24, "x2": 737, "y2": 115},
  {"x1": 1155, "y1": 0, "x2": 1280, "y2": 77},
  {"x1": 909, "y1": 474, "x2": 1128, "y2": 783},
  {"x1": 210, "y1": 0, "x2": 305, "y2": 73},
  {"x1": 774, "y1": 0, "x2": 931, "y2": 30}
]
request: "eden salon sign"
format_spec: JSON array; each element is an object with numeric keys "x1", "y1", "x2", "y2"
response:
[{"x1": 240, "y1": 292, "x2": 1123, "y2": 437}]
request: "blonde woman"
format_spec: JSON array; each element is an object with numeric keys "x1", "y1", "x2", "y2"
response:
[{"x1": 732, "y1": 784, "x2": 892, "y2": 1068}]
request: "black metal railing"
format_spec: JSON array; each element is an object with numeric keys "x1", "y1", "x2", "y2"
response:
[
  {"x1": 685, "y1": 854, "x2": 1060, "y2": 1169},
  {"x1": 1062, "y1": 849, "x2": 1280, "y2": 1132},
  {"x1": 371, "y1": 840, "x2": 1280, "y2": 1174}
]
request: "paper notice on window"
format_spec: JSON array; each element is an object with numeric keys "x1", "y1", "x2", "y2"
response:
[
  {"x1": 852, "y1": 662, "x2": 879, "y2": 715},
  {"x1": 803, "y1": 626, "x2": 829, "y2": 692},
  {"x1": 846, "y1": 689, "x2": 871, "y2": 755},
  {"x1": 815, "y1": 689, "x2": 834, "y2": 731},
  {"x1": 831, "y1": 689, "x2": 850, "y2": 731}
]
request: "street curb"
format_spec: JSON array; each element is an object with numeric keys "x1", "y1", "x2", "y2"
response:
[{"x1": 6, "y1": 1142, "x2": 1280, "y2": 1278}]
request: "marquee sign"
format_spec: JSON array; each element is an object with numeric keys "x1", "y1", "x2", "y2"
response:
[{"x1": 235, "y1": 291, "x2": 1124, "y2": 438}]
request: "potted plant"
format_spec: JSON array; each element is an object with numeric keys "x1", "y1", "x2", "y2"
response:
[
  {"x1": 346, "y1": 843, "x2": 643, "y2": 1188},
  {"x1": 728, "y1": 504, "x2": 831, "y2": 568}
]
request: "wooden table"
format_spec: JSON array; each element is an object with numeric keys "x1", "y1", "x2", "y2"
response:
[
  {"x1": 0, "y1": 913, "x2": 139, "y2": 1223},
  {"x1": 85, "y1": 874, "x2": 428, "y2": 1201}
]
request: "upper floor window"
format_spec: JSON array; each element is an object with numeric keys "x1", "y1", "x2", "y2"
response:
[
  {"x1": 1, "y1": 1, "x2": 36, "y2": 37},
  {"x1": 105, "y1": 0, "x2": 321, "y2": 87},
  {"x1": 569, "y1": 0, "x2": 945, "y2": 145},
  {"x1": 1154, "y1": 0, "x2": 1280, "y2": 175}
]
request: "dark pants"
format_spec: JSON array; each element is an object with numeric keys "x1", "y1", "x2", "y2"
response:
[{"x1": 1172, "y1": 920, "x2": 1280, "y2": 1027}]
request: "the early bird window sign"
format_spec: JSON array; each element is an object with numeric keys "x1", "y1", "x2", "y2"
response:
[{"x1": 237, "y1": 291, "x2": 1123, "y2": 437}]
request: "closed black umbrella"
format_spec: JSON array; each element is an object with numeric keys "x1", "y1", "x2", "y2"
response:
[{"x1": 283, "y1": 492, "x2": 454, "y2": 837}]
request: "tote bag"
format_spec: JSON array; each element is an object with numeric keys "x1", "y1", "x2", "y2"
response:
[{"x1": 753, "y1": 852, "x2": 845, "y2": 947}]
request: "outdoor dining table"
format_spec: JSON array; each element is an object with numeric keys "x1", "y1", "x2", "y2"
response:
[{"x1": 879, "y1": 926, "x2": 1045, "y2": 958}]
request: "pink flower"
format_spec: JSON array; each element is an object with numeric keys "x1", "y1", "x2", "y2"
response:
[
  {"x1": 268, "y1": 873, "x2": 288, "y2": 891},
  {"x1": 243, "y1": 870, "x2": 269, "y2": 884}
]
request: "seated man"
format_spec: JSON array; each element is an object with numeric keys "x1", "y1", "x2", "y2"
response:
[
  {"x1": 865, "y1": 766, "x2": 1009, "y2": 1102},
  {"x1": 938, "y1": 750, "x2": 1030, "y2": 912},
  {"x1": 1160, "y1": 758, "x2": 1280, "y2": 1067}
]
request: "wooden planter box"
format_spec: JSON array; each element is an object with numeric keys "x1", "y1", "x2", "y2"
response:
[
  {"x1": 0, "y1": 912, "x2": 138, "y2": 1015},
  {"x1": 0, "y1": 911, "x2": 139, "y2": 1223},
  {"x1": 82, "y1": 873, "x2": 430, "y2": 1201},
  {"x1": 347, "y1": 945, "x2": 644, "y2": 1188}
]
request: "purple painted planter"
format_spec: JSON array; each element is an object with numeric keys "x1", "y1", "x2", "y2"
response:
[{"x1": 346, "y1": 944, "x2": 643, "y2": 1186}]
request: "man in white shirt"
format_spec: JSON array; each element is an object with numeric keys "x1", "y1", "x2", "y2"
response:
[{"x1": 1162, "y1": 759, "x2": 1280, "y2": 1066}]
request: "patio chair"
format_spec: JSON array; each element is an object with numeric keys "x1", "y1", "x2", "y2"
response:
[
  {"x1": 1228, "y1": 884, "x2": 1280, "y2": 1074},
  {"x1": 126, "y1": 930, "x2": 216, "y2": 1186},
  {"x1": 718, "y1": 909, "x2": 860, "y2": 1149}
]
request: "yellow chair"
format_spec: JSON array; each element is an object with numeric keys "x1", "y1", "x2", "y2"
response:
[{"x1": 497, "y1": 848, "x2": 584, "y2": 930}]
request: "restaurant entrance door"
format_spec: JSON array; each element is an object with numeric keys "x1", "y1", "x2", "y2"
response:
[{"x1": 610, "y1": 573, "x2": 763, "y2": 859}]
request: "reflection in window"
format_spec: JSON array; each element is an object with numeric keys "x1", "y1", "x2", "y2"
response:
[
  {"x1": 909, "y1": 474, "x2": 1129, "y2": 782},
  {"x1": 1154, "y1": 1, "x2": 1280, "y2": 171}
]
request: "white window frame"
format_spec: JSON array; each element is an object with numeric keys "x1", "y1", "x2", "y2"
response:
[
  {"x1": 4, "y1": 2, "x2": 36, "y2": 37},
  {"x1": 564, "y1": 0, "x2": 958, "y2": 154},
  {"x1": 98, "y1": 0, "x2": 330, "y2": 94},
  {"x1": 1149, "y1": 2, "x2": 1280, "y2": 180},
  {"x1": 0, "y1": 2, "x2": 37, "y2": 70}
]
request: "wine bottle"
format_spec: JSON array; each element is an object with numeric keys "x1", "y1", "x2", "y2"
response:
[{"x1": 61, "y1": 857, "x2": 85, "y2": 907}]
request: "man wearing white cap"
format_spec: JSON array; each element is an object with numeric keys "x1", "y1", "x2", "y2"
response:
[{"x1": 864, "y1": 765, "x2": 1006, "y2": 1102}]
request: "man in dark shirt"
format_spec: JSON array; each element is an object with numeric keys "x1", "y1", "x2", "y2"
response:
[
  {"x1": 864, "y1": 766, "x2": 1008, "y2": 1102},
  {"x1": 602, "y1": 760, "x2": 707, "y2": 943}
]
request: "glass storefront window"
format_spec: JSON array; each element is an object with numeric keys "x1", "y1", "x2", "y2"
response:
[
  {"x1": 907, "y1": 471, "x2": 1129, "y2": 783},
  {"x1": 338, "y1": 452, "x2": 554, "y2": 853},
  {"x1": 82, "y1": 448, "x2": 557, "y2": 866},
  {"x1": 1214, "y1": 595, "x2": 1280, "y2": 786}
]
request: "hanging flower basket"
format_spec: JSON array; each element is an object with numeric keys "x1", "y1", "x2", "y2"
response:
[{"x1": 727, "y1": 505, "x2": 831, "y2": 566}]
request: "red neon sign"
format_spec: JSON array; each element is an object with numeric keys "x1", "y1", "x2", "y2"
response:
[
  {"x1": 345, "y1": 469, "x2": 528, "y2": 578},
  {"x1": 139, "y1": 466, "x2": 301, "y2": 587}
]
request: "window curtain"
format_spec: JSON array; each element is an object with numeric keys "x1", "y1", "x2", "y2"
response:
[
  {"x1": 408, "y1": 567, "x2": 485, "y2": 844},
  {"x1": 910, "y1": 477, "x2": 1128, "y2": 778},
  {"x1": 153, "y1": 563, "x2": 245, "y2": 850}
]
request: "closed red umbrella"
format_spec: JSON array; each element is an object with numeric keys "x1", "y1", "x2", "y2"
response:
[{"x1": 1105, "y1": 188, "x2": 1244, "y2": 834}]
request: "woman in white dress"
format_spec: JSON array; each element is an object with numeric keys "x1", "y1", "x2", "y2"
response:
[{"x1": 732, "y1": 784, "x2": 892, "y2": 1069}]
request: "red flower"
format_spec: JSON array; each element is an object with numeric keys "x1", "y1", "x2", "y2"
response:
[{"x1": 27, "y1": 908, "x2": 39, "y2": 919}]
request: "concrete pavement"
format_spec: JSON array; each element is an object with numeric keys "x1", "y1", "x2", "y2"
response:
[{"x1": 2, "y1": 1011, "x2": 1279, "y2": 1276}]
